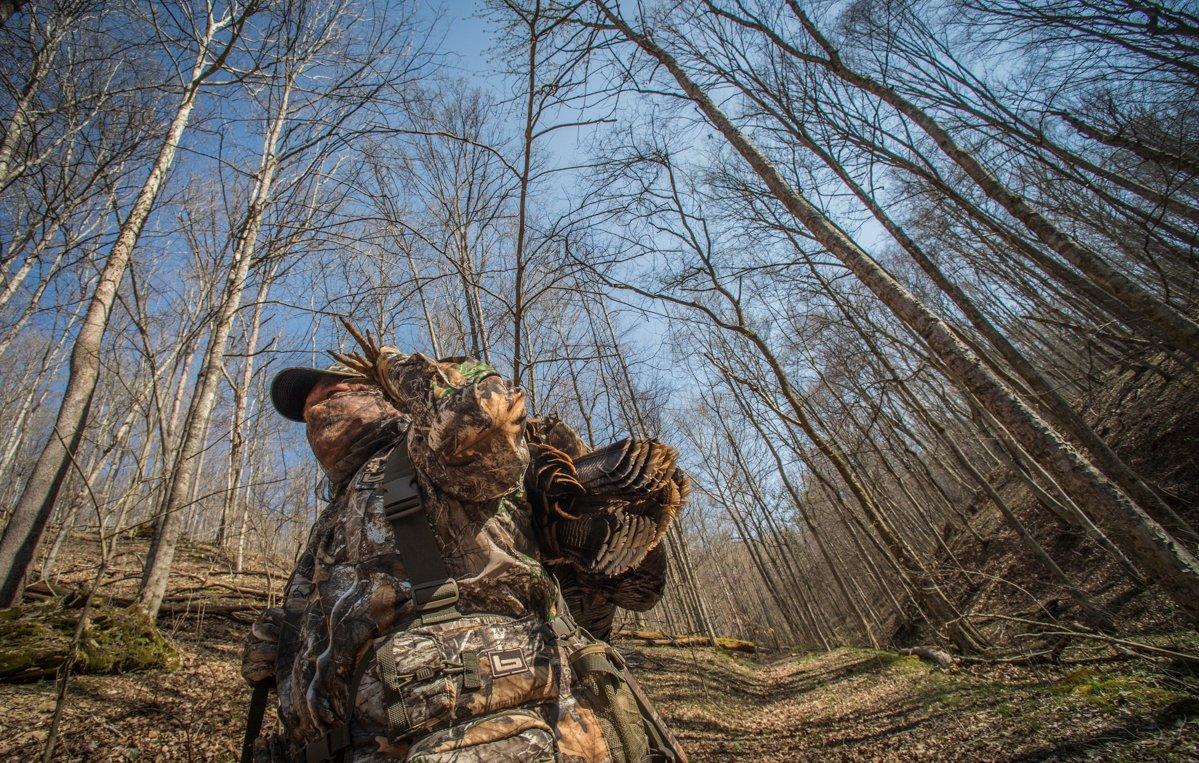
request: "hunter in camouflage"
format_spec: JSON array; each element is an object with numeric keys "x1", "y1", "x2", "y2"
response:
[{"x1": 241, "y1": 328, "x2": 687, "y2": 762}]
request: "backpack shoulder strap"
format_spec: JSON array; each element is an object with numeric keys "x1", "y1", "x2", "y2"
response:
[{"x1": 378, "y1": 439, "x2": 460, "y2": 624}]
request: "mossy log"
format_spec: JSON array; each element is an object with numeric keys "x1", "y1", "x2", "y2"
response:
[
  {"x1": 0, "y1": 597, "x2": 177, "y2": 682},
  {"x1": 616, "y1": 629, "x2": 757, "y2": 653}
]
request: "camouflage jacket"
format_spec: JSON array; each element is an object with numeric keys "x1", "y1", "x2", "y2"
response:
[{"x1": 257, "y1": 353, "x2": 669, "y2": 761}]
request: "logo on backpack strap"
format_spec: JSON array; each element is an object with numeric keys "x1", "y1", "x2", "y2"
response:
[{"x1": 483, "y1": 648, "x2": 530, "y2": 678}]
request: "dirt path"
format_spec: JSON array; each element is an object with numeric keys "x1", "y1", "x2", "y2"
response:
[{"x1": 633, "y1": 645, "x2": 1196, "y2": 761}]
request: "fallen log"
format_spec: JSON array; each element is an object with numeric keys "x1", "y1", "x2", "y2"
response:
[
  {"x1": 0, "y1": 599, "x2": 176, "y2": 682},
  {"x1": 24, "y1": 585, "x2": 264, "y2": 622},
  {"x1": 172, "y1": 582, "x2": 276, "y2": 599},
  {"x1": 104, "y1": 595, "x2": 262, "y2": 620},
  {"x1": 976, "y1": 613, "x2": 1199, "y2": 666}
]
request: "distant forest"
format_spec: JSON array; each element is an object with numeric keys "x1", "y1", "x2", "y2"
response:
[{"x1": 0, "y1": 0, "x2": 1196, "y2": 656}]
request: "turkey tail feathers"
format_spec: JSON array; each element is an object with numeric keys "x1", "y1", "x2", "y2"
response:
[
  {"x1": 573, "y1": 439, "x2": 678, "y2": 497},
  {"x1": 556, "y1": 512, "x2": 659, "y2": 576}
]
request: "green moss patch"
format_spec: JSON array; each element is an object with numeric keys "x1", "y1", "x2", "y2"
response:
[
  {"x1": 0, "y1": 598, "x2": 176, "y2": 682},
  {"x1": 1051, "y1": 668, "x2": 1184, "y2": 709},
  {"x1": 714, "y1": 636, "x2": 756, "y2": 653}
]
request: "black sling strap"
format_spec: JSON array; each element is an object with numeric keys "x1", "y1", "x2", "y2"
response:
[
  {"x1": 303, "y1": 439, "x2": 461, "y2": 763},
  {"x1": 240, "y1": 682, "x2": 270, "y2": 763}
]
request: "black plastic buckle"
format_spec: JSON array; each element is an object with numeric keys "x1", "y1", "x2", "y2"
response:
[
  {"x1": 381, "y1": 475, "x2": 421, "y2": 520},
  {"x1": 303, "y1": 725, "x2": 349, "y2": 763}
]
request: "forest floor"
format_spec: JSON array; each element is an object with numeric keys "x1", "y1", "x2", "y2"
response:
[
  {"x1": 637, "y1": 643, "x2": 1197, "y2": 761},
  {"x1": 1, "y1": 539, "x2": 1196, "y2": 762}
]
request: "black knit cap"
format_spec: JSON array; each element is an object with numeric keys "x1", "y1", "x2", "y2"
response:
[{"x1": 269, "y1": 361, "x2": 363, "y2": 422}]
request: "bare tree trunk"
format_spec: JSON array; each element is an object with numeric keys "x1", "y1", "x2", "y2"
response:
[
  {"x1": 138, "y1": 72, "x2": 291, "y2": 616},
  {"x1": 602, "y1": 300, "x2": 719, "y2": 641},
  {"x1": 216, "y1": 264, "x2": 275, "y2": 547},
  {"x1": 0, "y1": 236, "x2": 76, "y2": 363},
  {"x1": 103, "y1": 409, "x2": 158, "y2": 561},
  {"x1": 509, "y1": 0, "x2": 539, "y2": 385},
  {"x1": 0, "y1": 8, "x2": 58, "y2": 191},
  {"x1": 746, "y1": 1, "x2": 1199, "y2": 360},
  {"x1": 701, "y1": 479, "x2": 810, "y2": 642},
  {"x1": 0, "y1": 310, "x2": 78, "y2": 494},
  {"x1": 1056, "y1": 110, "x2": 1199, "y2": 177},
  {"x1": 968, "y1": 399, "x2": 1146, "y2": 584},
  {"x1": 41, "y1": 397, "x2": 141, "y2": 581},
  {"x1": 665, "y1": 527, "x2": 718, "y2": 643},
  {"x1": 453, "y1": 228, "x2": 489, "y2": 361},
  {"x1": 719, "y1": 378, "x2": 879, "y2": 646},
  {"x1": 739, "y1": 372, "x2": 929, "y2": 628},
  {"x1": 401, "y1": 239, "x2": 443, "y2": 357},
  {"x1": 794, "y1": 124, "x2": 1194, "y2": 542},
  {"x1": 0, "y1": 211, "x2": 76, "y2": 314},
  {"x1": 234, "y1": 432, "x2": 261, "y2": 574},
  {"x1": 891, "y1": 371, "x2": 1113, "y2": 627}
]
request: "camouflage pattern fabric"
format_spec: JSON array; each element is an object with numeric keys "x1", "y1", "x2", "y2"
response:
[
  {"x1": 244, "y1": 350, "x2": 676, "y2": 761},
  {"x1": 406, "y1": 709, "x2": 556, "y2": 762}
]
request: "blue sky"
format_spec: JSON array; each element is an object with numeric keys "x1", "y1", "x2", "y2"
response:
[{"x1": 426, "y1": 1, "x2": 509, "y2": 95}]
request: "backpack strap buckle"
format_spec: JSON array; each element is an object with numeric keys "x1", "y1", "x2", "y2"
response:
[{"x1": 412, "y1": 578, "x2": 459, "y2": 612}]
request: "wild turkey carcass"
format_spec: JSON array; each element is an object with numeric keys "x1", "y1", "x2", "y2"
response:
[{"x1": 526, "y1": 435, "x2": 689, "y2": 577}]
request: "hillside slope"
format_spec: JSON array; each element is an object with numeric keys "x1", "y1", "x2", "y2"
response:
[
  {"x1": 1, "y1": 362, "x2": 1196, "y2": 760},
  {"x1": 905, "y1": 360, "x2": 1199, "y2": 651}
]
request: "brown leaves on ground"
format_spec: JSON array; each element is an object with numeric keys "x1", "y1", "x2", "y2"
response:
[
  {"x1": 3, "y1": 535, "x2": 1195, "y2": 761},
  {"x1": 0, "y1": 537, "x2": 284, "y2": 761},
  {"x1": 4, "y1": 635, "x2": 1196, "y2": 760},
  {"x1": 0, "y1": 638, "x2": 269, "y2": 760}
]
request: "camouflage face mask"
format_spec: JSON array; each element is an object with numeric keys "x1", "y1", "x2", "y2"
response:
[{"x1": 305, "y1": 388, "x2": 403, "y2": 487}]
